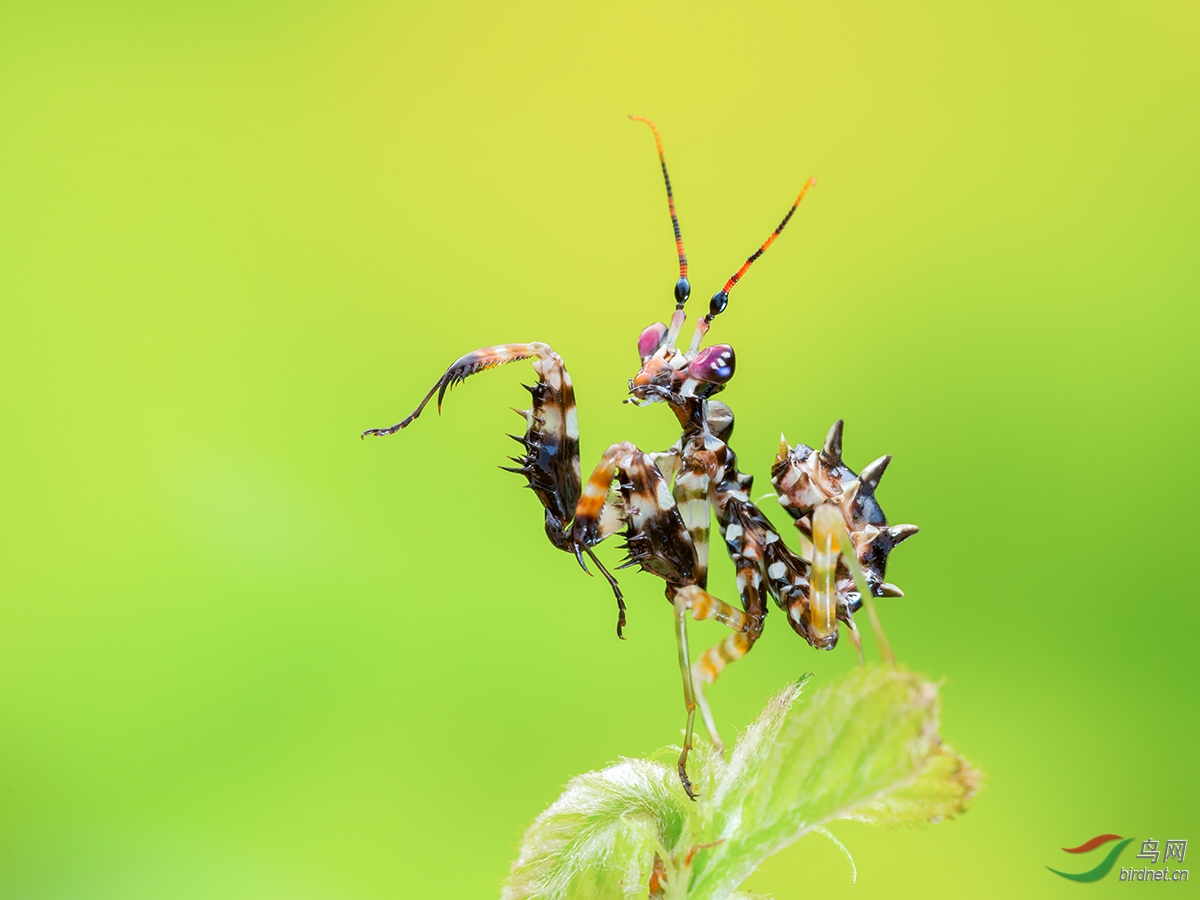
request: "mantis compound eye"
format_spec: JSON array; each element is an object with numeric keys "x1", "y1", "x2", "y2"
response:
[
  {"x1": 687, "y1": 343, "x2": 735, "y2": 384},
  {"x1": 637, "y1": 322, "x2": 668, "y2": 361}
]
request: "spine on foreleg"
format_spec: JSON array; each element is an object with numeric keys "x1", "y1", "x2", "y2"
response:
[{"x1": 502, "y1": 344, "x2": 583, "y2": 542}]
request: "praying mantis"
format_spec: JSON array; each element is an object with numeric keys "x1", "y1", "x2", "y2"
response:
[{"x1": 362, "y1": 117, "x2": 918, "y2": 798}]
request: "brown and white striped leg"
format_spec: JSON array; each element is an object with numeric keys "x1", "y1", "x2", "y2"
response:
[
  {"x1": 362, "y1": 341, "x2": 581, "y2": 524},
  {"x1": 674, "y1": 584, "x2": 751, "y2": 631},
  {"x1": 571, "y1": 442, "x2": 699, "y2": 592},
  {"x1": 361, "y1": 341, "x2": 639, "y2": 634},
  {"x1": 691, "y1": 501, "x2": 772, "y2": 748},
  {"x1": 671, "y1": 583, "x2": 751, "y2": 799},
  {"x1": 361, "y1": 340, "x2": 591, "y2": 551},
  {"x1": 693, "y1": 631, "x2": 755, "y2": 752},
  {"x1": 692, "y1": 506, "x2": 769, "y2": 749},
  {"x1": 674, "y1": 455, "x2": 713, "y2": 588}
]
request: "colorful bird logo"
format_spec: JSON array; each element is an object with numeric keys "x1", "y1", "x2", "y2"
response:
[{"x1": 1047, "y1": 834, "x2": 1134, "y2": 882}]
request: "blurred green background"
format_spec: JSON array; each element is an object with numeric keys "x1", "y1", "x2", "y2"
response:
[{"x1": 1, "y1": 1, "x2": 1196, "y2": 897}]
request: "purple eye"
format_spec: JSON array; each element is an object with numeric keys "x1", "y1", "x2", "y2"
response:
[
  {"x1": 637, "y1": 322, "x2": 668, "y2": 361},
  {"x1": 688, "y1": 344, "x2": 736, "y2": 383}
]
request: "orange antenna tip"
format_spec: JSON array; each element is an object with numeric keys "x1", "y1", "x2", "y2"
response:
[
  {"x1": 631, "y1": 115, "x2": 690, "y2": 306},
  {"x1": 710, "y1": 178, "x2": 816, "y2": 320}
]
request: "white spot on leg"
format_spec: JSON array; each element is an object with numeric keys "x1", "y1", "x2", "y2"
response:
[
  {"x1": 541, "y1": 404, "x2": 562, "y2": 434},
  {"x1": 680, "y1": 498, "x2": 707, "y2": 532},
  {"x1": 656, "y1": 479, "x2": 674, "y2": 509}
]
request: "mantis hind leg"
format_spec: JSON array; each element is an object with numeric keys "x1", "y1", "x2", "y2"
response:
[
  {"x1": 673, "y1": 592, "x2": 700, "y2": 801},
  {"x1": 671, "y1": 584, "x2": 752, "y2": 799},
  {"x1": 693, "y1": 499, "x2": 771, "y2": 750},
  {"x1": 692, "y1": 585, "x2": 767, "y2": 752},
  {"x1": 692, "y1": 627, "x2": 761, "y2": 752}
]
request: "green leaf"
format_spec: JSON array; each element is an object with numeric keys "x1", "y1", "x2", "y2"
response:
[
  {"x1": 500, "y1": 757, "x2": 693, "y2": 900},
  {"x1": 688, "y1": 665, "x2": 979, "y2": 900},
  {"x1": 502, "y1": 665, "x2": 980, "y2": 900}
]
